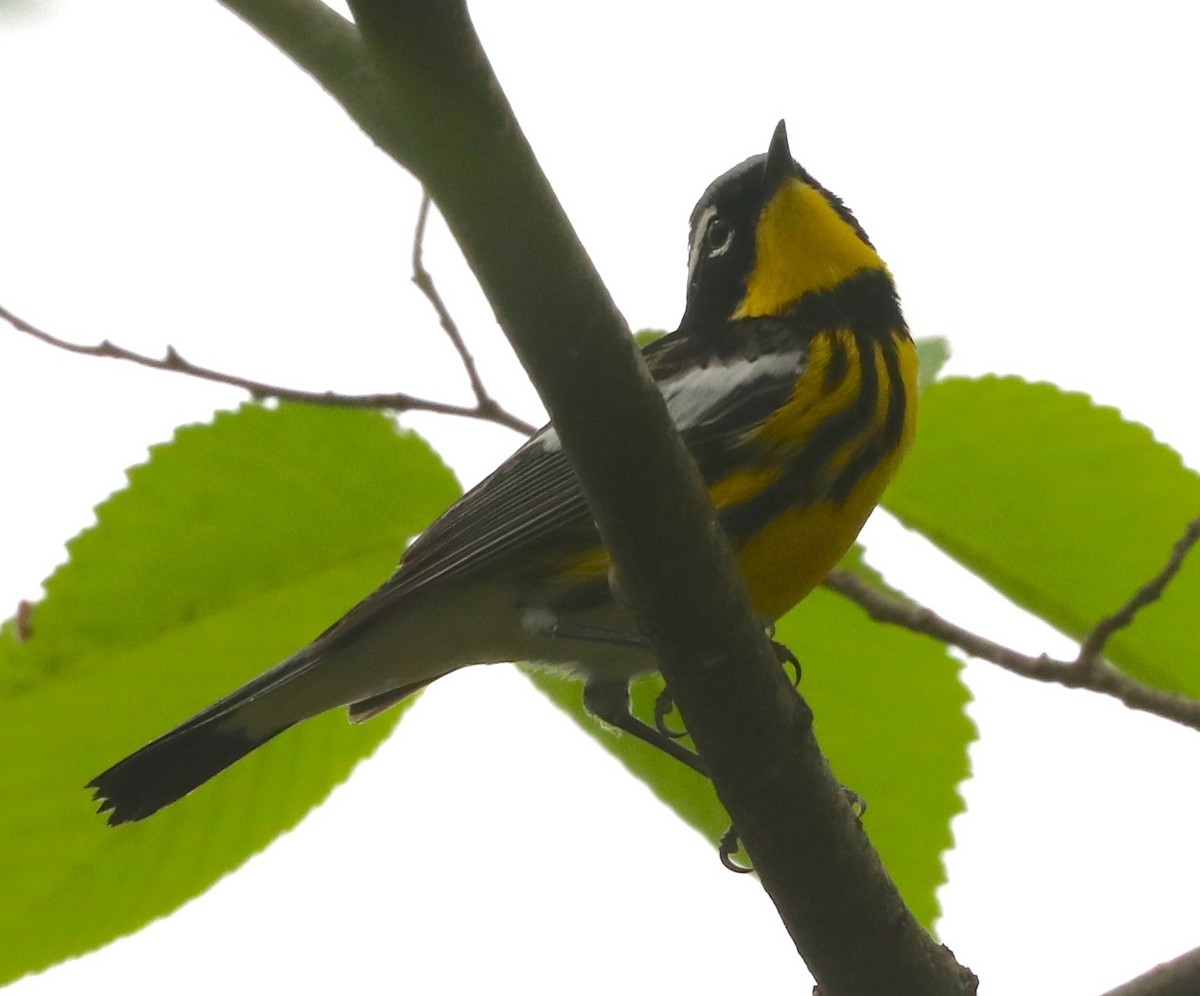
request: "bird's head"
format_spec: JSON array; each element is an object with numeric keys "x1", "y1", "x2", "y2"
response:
[{"x1": 680, "y1": 120, "x2": 887, "y2": 330}]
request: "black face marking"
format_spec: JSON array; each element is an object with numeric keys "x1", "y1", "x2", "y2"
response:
[{"x1": 680, "y1": 154, "x2": 773, "y2": 333}]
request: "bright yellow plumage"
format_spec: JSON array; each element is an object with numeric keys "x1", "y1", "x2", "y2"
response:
[
  {"x1": 735, "y1": 177, "x2": 886, "y2": 318},
  {"x1": 739, "y1": 330, "x2": 918, "y2": 619}
]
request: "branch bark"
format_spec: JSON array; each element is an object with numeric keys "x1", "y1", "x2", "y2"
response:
[
  {"x1": 204, "y1": 0, "x2": 980, "y2": 991},
  {"x1": 1101, "y1": 944, "x2": 1200, "y2": 996}
]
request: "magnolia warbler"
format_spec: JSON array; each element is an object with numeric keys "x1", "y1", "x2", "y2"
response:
[{"x1": 90, "y1": 121, "x2": 917, "y2": 824}]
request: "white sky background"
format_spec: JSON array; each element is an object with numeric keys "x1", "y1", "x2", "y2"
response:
[{"x1": 2, "y1": 0, "x2": 1199, "y2": 993}]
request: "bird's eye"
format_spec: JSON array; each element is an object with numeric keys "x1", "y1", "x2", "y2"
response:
[{"x1": 706, "y1": 218, "x2": 733, "y2": 256}]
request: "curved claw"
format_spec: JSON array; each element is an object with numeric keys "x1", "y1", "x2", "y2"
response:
[
  {"x1": 653, "y1": 687, "x2": 689, "y2": 740},
  {"x1": 718, "y1": 826, "x2": 754, "y2": 874},
  {"x1": 771, "y1": 640, "x2": 802, "y2": 688}
]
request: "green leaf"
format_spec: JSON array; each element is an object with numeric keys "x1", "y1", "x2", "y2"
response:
[
  {"x1": 886, "y1": 376, "x2": 1200, "y2": 695},
  {"x1": 915, "y1": 336, "x2": 951, "y2": 391},
  {"x1": 0, "y1": 403, "x2": 460, "y2": 984},
  {"x1": 791, "y1": 549, "x2": 972, "y2": 929},
  {"x1": 524, "y1": 545, "x2": 972, "y2": 930}
]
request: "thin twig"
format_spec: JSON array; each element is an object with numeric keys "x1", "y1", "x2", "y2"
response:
[
  {"x1": 825, "y1": 515, "x2": 1200, "y2": 733},
  {"x1": 1075, "y1": 517, "x2": 1200, "y2": 672},
  {"x1": 411, "y1": 190, "x2": 502, "y2": 418},
  {"x1": 1, "y1": 302, "x2": 534, "y2": 434}
]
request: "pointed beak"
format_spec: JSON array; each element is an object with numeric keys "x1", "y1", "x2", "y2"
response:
[{"x1": 763, "y1": 119, "x2": 795, "y2": 195}]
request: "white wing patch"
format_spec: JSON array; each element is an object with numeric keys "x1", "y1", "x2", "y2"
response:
[
  {"x1": 661, "y1": 351, "x2": 801, "y2": 431},
  {"x1": 532, "y1": 424, "x2": 561, "y2": 453},
  {"x1": 533, "y1": 345, "x2": 803, "y2": 447}
]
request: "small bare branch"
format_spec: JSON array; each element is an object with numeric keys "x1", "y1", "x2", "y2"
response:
[
  {"x1": 408, "y1": 191, "x2": 533, "y2": 433},
  {"x1": 825, "y1": 515, "x2": 1200, "y2": 733},
  {"x1": 411, "y1": 191, "x2": 496, "y2": 415},
  {"x1": 1, "y1": 302, "x2": 534, "y2": 435},
  {"x1": 1075, "y1": 517, "x2": 1200, "y2": 672}
]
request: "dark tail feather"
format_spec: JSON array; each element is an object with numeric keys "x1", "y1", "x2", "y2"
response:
[
  {"x1": 87, "y1": 716, "x2": 295, "y2": 826},
  {"x1": 86, "y1": 651, "x2": 327, "y2": 825}
]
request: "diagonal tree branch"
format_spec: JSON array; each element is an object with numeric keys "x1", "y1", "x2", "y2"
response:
[
  {"x1": 318, "y1": 1, "x2": 976, "y2": 992},
  {"x1": 1101, "y1": 943, "x2": 1200, "y2": 996},
  {"x1": 207, "y1": 0, "x2": 980, "y2": 990},
  {"x1": 216, "y1": 0, "x2": 411, "y2": 159},
  {"x1": 825, "y1": 515, "x2": 1200, "y2": 731}
]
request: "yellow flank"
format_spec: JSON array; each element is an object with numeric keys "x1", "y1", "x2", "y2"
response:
[
  {"x1": 708, "y1": 465, "x2": 782, "y2": 508},
  {"x1": 737, "y1": 490, "x2": 880, "y2": 619},
  {"x1": 565, "y1": 545, "x2": 611, "y2": 579},
  {"x1": 734, "y1": 179, "x2": 885, "y2": 319},
  {"x1": 563, "y1": 464, "x2": 786, "y2": 581},
  {"x1": 740, "y1": 330, "x2": 918, "y2": 619},
  {"x1": 562, "y1": 331, "x2": 917, "y2": 623},
  {"x1": 817, "y1": 339, "x2": 894, "y2": 477},
  {"x1": 757, "y1": 328, "x2": 861, "y2": 448}
]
